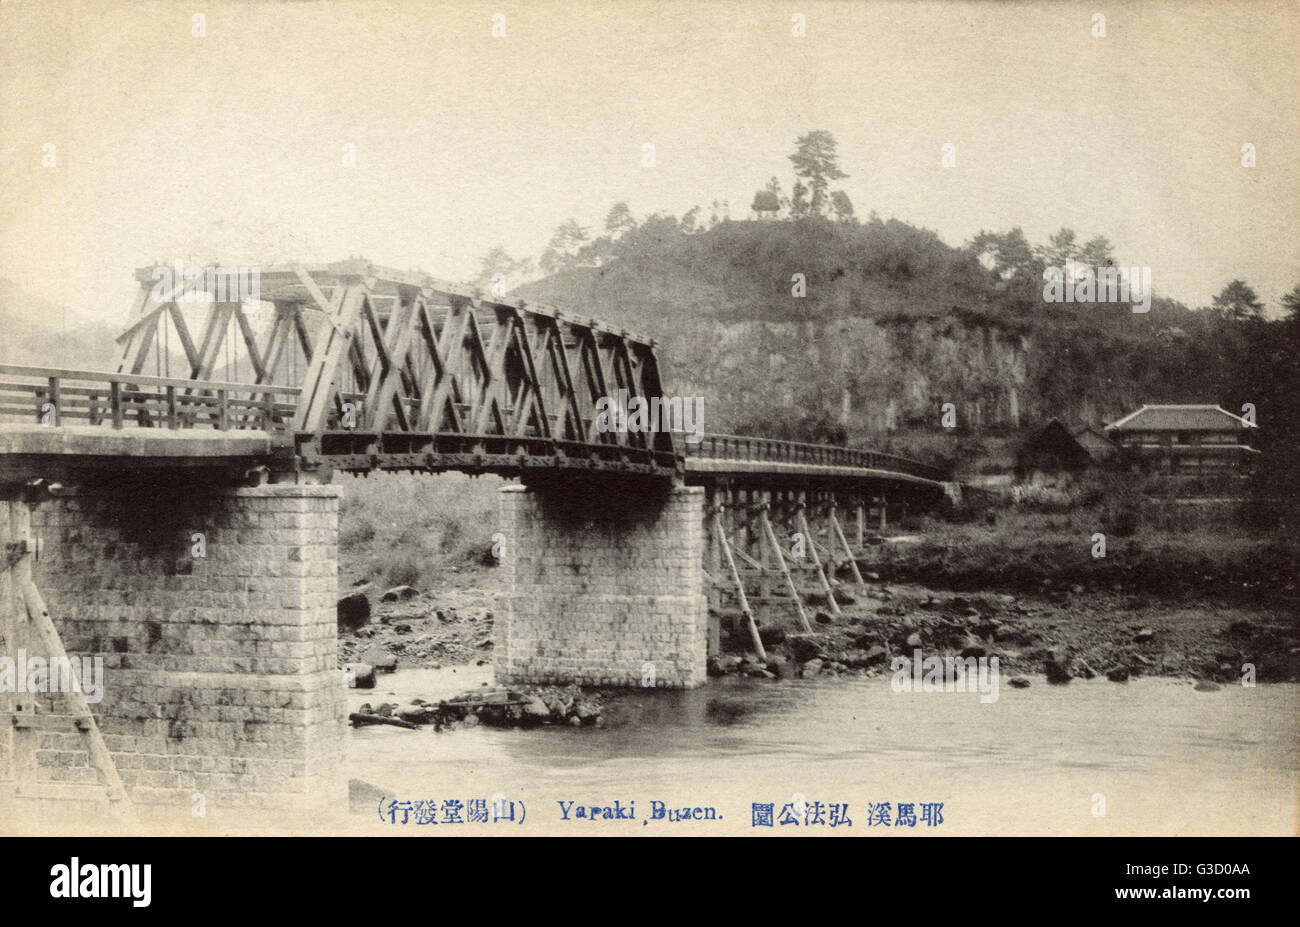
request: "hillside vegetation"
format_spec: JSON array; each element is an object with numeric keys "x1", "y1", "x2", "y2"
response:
[
  {"x1": 494, "y1": 132, "x2": 1299, "y2": 502},
  {"x1": 515, "y1": 218, "x2": 1294, "y2": 473}
]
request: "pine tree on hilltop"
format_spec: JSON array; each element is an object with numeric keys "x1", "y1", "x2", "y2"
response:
[
  {"x1": 789, "y1": 130, "x2": 848, "y2": 217},
  {"x1": 604, "y1": 202, "x2": 637, "y2": 237},
  {"x1": 1211, "y1": 279, "x2": 1265, "y2": 322}
]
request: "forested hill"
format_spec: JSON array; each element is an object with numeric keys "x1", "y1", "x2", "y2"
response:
[
  {"x1": 3, "y1": 177, "x2": 1295, "y2": 484},
  {"x1": 514, "y1": 213, "x2": 1296, "y2": 456}
]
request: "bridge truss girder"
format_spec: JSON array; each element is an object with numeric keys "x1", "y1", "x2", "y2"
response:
[{"x1": 111, "y1": 261, "x2": 681, "y2": 478}]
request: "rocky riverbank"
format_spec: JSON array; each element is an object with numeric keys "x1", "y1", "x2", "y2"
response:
[
  {"x1": 714, "y1": 582, "x2": 1300, "y2": 686},
  {"x1": 337, "y1": 579, "x2": 607, "y2": 730},
  {"x1": 336, "y1": 573, "x2": 1300, "y2": 720},
  {"x1": 337, "y1": 579, "x2": 499, "y2": 679}
]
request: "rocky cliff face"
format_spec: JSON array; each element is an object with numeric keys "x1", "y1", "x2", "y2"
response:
[
  {"x1": 657, "y1": 313, "x2": 1029, "y2": 435},
  {"x1": 510, "y1": 222, "x2": 1133, "y2": 438}
]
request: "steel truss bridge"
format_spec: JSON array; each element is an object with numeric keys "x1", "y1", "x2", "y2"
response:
[{"x1": 0, "y1": 261, "x2": 949, "y2": 496}]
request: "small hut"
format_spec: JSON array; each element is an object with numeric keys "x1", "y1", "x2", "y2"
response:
[{"x1": 1014, "y1": 419, "x2": 1115, "y2": 485}]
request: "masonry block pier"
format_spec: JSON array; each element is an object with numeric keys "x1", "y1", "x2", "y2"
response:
[
  {"x1": 3, "y1": 480, "x2": 346, "y2": 815},
  {"x1": 496, "y1": 482, "x2": 709, "y2": 688}
]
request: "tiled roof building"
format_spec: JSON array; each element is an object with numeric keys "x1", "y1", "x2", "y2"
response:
[{"x1": 1104, "y1": 404, "x2": 1258, "y2": 476}]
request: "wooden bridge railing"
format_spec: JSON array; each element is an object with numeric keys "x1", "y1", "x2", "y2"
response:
[
  {"x1": 0, "y1": 364, "x2": 301, "y2": 432},
  {"x1": 689, "y1": 432, "x2": 949, "y2": 483}
]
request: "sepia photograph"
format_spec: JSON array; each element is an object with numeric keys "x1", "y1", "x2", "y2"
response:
[{"x1": 0, "y1": 0, "x2": 1295, "y2": 875}]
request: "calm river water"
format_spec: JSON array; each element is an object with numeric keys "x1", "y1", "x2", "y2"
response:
[{"x1": 345, "y1": 666, "x2": 1298, "y2": 835}]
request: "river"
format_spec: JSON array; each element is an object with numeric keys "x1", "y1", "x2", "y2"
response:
[{"x1": 345, "y1": 666, "x2": 1298, "y2": 835}]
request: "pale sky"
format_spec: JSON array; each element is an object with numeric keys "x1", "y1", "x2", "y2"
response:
[{"x1": 2, "y1": 0, "x2": 1297, "y2": 326}]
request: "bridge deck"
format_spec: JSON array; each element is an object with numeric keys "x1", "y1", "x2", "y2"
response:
[
  {"x1": 0, "y1": 422, "x2": 947, "y2": 497},
  {"x1": 0, "y1": 424, "x2": 283, "y2": 483},
  {"x1": 0, "y1": 424, "x2": 279, "y2": 457},
  {"x1": 685, "y1": 433, "x2": 947, "y2": 484},
  {"x1": 684, "y1": 456, "x2": 944, "y2": 490}
]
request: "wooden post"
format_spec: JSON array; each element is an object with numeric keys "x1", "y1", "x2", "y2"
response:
[
  {"x1": 819, "y1": 496, "x2": 841, "y2": 573},
  {"x1": 47, "y1": 376, "x2": 60, "y2": 424},
  {"x1": 732, "y1": 489, "x2": 748, "y2": 577},
  {"x1": 879, "y1": 492, "x2": 888, "y2": 532},
  {"x1": 7, "y1": 502, "x2": 36, "y2": 787},
  {"x1": 261, "y1": 391, "x2": 275, "y2": 430},
  {"x1": 0, "y1": 499, "x2": 12, "y2": 788},
  {"x1": 109, "y1": 380, "x2": 124, "y2": 429},
  {"x1": 760, "y1": 507, "x2": 812, "y2": 632},
  {"x1": 774, "y1": 493, "x2": 804, "y2": 583},
  {"x1": 797, "y1": 502, "x2": 841, "y2": 617},
  {"x1": 713, "y1": 513, "x2": 766, "y2": 661},
  {"x1": 855, "y1": 502, "x2": 865, "y2": 547},
  {"x1": 830, "y1": 506, "x2": 865, "y2": 586},
  {"x1": 712, "y1": 491, "x2": 722, "y2": 613},
  {"x1": 166, "y1": 385, "x2": 178, "y2": 429},
  {"x1": 23, "y1": 578, "x2": 134, "y2": 819},
  {"x1": 2, "y1": 500, "x2": 133, "y2": 818},
  {"x1": 217, "y1": 389, "x2": 229, "y2": 430},
  {"x1": 726, "y1": 491, "x2": 743, "y2": 632}
]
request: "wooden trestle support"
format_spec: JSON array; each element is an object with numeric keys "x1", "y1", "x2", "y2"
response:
[
  {"x1": 1, "y1": 485, "x2": 133, "y2": 821},
  {"x1": 702, "y1": 485, "x2": 893, "y2": 657}
]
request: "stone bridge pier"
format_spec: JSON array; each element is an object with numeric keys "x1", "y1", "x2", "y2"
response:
[
  {"x1": 494, "y1": 480, "x2": 709, "y2": 689},
  {"x1": 3, "y1": 478, "x2": 346, "y2": 816}
]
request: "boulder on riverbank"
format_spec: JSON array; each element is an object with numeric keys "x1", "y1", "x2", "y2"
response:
[
  {"x1": 348, "y1": 684, "x2": 605, "y2": 731},
  {"x1": 360, "y1": 646, "x2": 398, "y2": 673},
  {"x1": 350, "y1": 662, "x2": 377, "y2": 689},
  {"x1": 1044, "y1": 647, "x2": 1072, "y2": 684},
  {"x1": 337, "y1": 591, "x2": 371, "y2": 632},
  {"x1": 382, "y1": 585, "x2": 420, "y2": 602}
]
